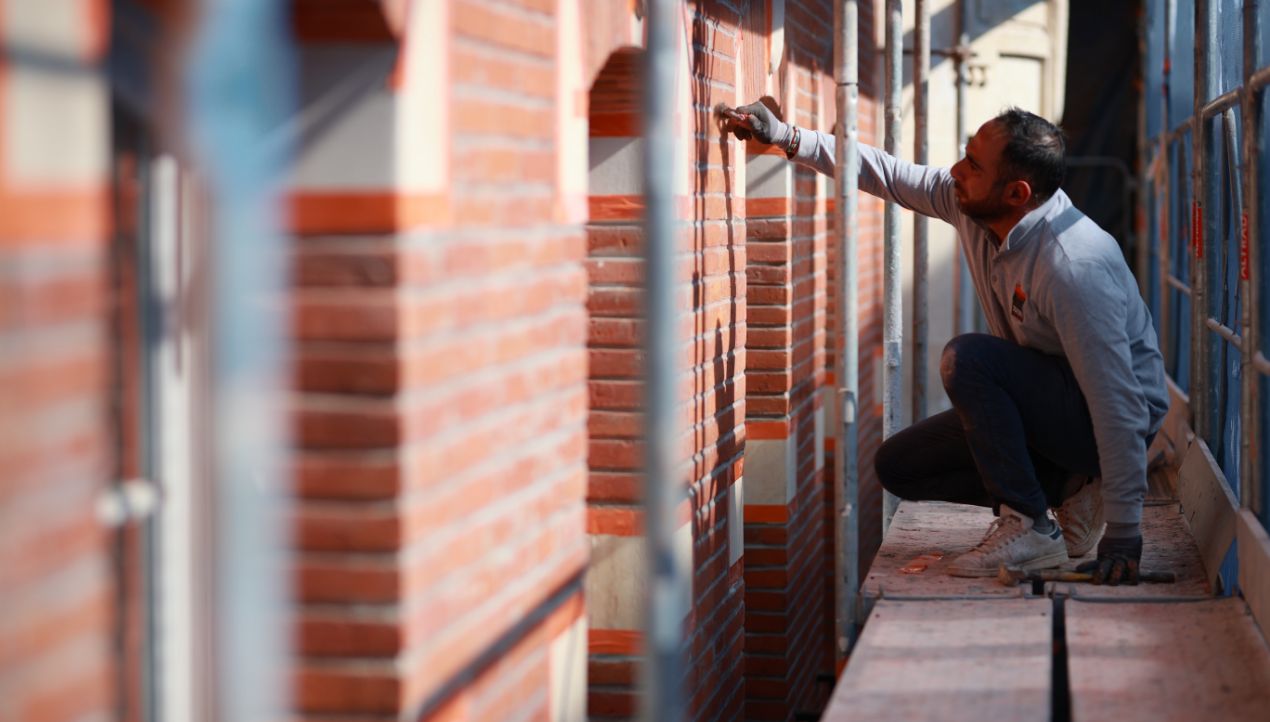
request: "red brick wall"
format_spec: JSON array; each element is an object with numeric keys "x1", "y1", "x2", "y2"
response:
[
  {"x1": 289, "y1": 1, "x2": 589, "y2": 719},
  {"x1": 583, "y1": 1, "x2": 749, "y2": 718},
  {"x1": 0, "y1": 2, "x2": 116, "y2": 720},
  {"x1": 0, "y1": 3, "x2": 889, "y2": 722},
  {"x1": 578, "y1": 2, "x2": 885, "y2": 720},
  {"x1": 682, "y1": 4, "x2": 748, "y2": 720},
  {"x1": 741, "y1": 25, "x2": 833, "y2": 722},
  {"x1": 583, "y1": 43, "x2": 647, "y2": 721},
  {"x1": 740, "y1": 1, "x2": 887, "y2": 718},
  {"x1": 286, "y1": 0, "x2": 882, "y2": 717}
]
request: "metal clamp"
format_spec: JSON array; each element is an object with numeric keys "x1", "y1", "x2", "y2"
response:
[{"x1": 97, "y1": 478, "x2": 161, "y2": 528}]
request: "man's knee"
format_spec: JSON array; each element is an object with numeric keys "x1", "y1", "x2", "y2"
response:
[
  {"x1": 940, "y1": 333, "x2": 992, "y2": 394},
  {"x1": 874, "y1": 435, "x2": 911, "y2": 497}
]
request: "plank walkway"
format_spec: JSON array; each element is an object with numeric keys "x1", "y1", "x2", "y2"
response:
[
  {"x1": 825, "y1": 499, "x2": 1270, "y2": 721},
  {"x1": 1066, "y1": 598, "x2": 1270, "y2": 721},
  {"x1": 861, "y1": 501, "x2": 1210, "y2": 605},
  {"x1": 822, "y1": 598, "x2": 1053, "y2": 722}
]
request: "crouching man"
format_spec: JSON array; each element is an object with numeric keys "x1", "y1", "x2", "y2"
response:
[{"x1": 727, "y1": 102, "x2": 1167, "y2": 583}]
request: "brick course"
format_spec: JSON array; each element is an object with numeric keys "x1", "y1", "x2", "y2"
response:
[
  {"x1": 0, "y1": 2, "x2": 115, "y2": 720},
  {"x1": 287, "y1": 1, "x2": 589, "y2": 718}
]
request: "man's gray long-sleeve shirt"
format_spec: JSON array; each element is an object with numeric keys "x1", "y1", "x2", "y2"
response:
[{"x1": 792, "y1": 129, "x2": 1169, "y2": 531}]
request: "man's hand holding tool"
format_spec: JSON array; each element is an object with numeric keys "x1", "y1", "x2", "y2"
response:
[
  {"x1": 1075, "y1": 534, "x2": 1144, "y2": 585},
  {"x1": 715, "y1": 101, "x2": 792, "y2": 147}
]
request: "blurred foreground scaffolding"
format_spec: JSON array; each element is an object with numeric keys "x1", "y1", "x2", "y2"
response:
[{"x1": 8, "y1": 1, "x2": 1270, "y2": 722}]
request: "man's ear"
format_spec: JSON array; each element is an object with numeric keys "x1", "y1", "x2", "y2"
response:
[{"x1": 1005, "y1": 179, "x2": 1034, "y2": 208}]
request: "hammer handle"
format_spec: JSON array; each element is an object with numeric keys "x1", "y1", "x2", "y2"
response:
[{"x1": 1035, "y1": 569, "x2": 1176, "y2": 583}]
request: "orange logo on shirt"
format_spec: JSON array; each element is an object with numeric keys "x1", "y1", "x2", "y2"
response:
[{"x1": 1011, "y1": 284, "x2": 1027, "y2": 321}]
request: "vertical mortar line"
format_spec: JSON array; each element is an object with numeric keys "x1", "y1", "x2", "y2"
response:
[
  {"x1": 955, "y1": 0, "x2": 975, "y2": 336},
  {"x1": 912, "y1": 0, "x2": 929, "y2": 424},
  {"x1": 641, "y1": 0, "x2": 686, "y2": 719},
  {"x1": 882, "y1": 0, "x2": 904, "y2": 533},
  {"x1": 1241, "y1": 0, "x2": 1261, "y2": 513},
  {"x1": 833, "y1": 0, "x2": 863, "y2": 662}
]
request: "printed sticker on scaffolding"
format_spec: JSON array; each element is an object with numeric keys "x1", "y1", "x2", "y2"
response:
[
  {"x1": 1240, "y1": 212, "x2": 1250, "y2": 281},
  {"x1": 1192, "y1": 202, "x2": 1204, "y2": 259}
]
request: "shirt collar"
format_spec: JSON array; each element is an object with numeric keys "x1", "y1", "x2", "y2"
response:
[{"x1": 1000, "y1": 190, "x2": 1069, "y2": 252}]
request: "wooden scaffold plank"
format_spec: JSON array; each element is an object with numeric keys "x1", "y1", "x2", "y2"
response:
[
  {"x1": 862, "y1": 502, "x2": 1032, "y2": 602},
  {"x1": 823, "y1": 599, "x2": 1053, "y2": 722},
  {"x1": 1049, "y1": 503, "x2": 1211, "y2": 600},
  {"x1": 1066, "y1": 598, "x2": 1270, "y2": 722}
]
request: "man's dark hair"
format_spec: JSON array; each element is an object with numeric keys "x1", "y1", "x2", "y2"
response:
[{"x1": 993, "y1": 107, "x2": 1066, "y2": 203}]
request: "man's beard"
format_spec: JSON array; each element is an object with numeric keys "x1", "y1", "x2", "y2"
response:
[{"x1": 956, "y1": 181, "x2": 1011, "y2": 222}]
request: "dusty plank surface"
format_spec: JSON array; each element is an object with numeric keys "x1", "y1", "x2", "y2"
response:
[
  {"x1": 1050, "y1": 503, "x2": 1211, "y2": 600},
  {"x1": 862, "y1": 502, "x2": 1029, "y2": 601},
  {"x1": 823, "y1": 599, "x2": 1053, "y2": 722},
  {"x1": 1066, "y1": 598, "x2": 1270, "y2": 722}
]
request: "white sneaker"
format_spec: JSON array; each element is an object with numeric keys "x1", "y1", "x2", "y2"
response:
[
  {"x1": 1055, "y1": 476, "x2": 1105, "y2": 557},
  {"x1": 947, "y1": 505, "x2": 1069, "y2": 578}
]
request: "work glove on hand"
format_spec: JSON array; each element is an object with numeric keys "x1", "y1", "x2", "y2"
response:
[
  {"x1": 729, "y1": 101, "x2": 794, "y2": 149},
  {"x1": 1076, "y1": 534, "x2": 1142, "y2": 586}
]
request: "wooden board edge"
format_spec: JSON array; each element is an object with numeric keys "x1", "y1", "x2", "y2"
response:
[
  {"x1": 1237, "y1": 509, "x2": 1270, "y2": 644},
  {"x1": 1177, "y1": 436, "x2": 1238, "y2": 591},
  {"x1": 1160, "y1": 376, "x2": 1193, "y2": 465}
]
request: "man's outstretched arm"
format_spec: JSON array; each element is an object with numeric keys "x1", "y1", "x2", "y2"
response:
[{"x1": 732, "y1": 101, "x2": 963, "y2": 225}]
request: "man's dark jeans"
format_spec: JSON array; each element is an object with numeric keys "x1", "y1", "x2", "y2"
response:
[{"x1": 874, "y1": 333, "x2": 1101, "y2": 519}]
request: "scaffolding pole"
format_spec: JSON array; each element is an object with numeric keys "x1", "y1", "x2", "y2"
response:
[
  {"x1": 185, "y1": 1, "x2": 294, "y2": 720},
  {"x1": 833, "y1": 0, "x2": 861, "y2": 663},
  {"x1": 640, "y1": 0, "x2": 686, "y2": 720},
  {"x1": 912, "y1": 0, "x2": 930, "y2": 423},
  {"x1": 1158, "y1": 0, "x2": 1174, "y2": 364},
  {"x1": 1193, "y1": 0, "x2": 1219, "y2": 442},
  {"x1": 954, "y1": 0, "x2": 975, "y2": 336},
  {"x1": 882, "y1": 0, "x2": 904, "y2": 532},
  {"x1": 1240, "y1": 0, "x2": 1261, "y2": 513},
  {"x1": 1135, "y1": 3, "x2": 1150, "y2": 294}
]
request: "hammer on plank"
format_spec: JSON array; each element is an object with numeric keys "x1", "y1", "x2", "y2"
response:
[{"x1": 996, "y1": 564, "x2": 1176, "y2": 588}]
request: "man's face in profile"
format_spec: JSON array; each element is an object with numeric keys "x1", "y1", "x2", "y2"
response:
[{"x1": 950, "y1": 120, "x2": 1016, "y2": 222}]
